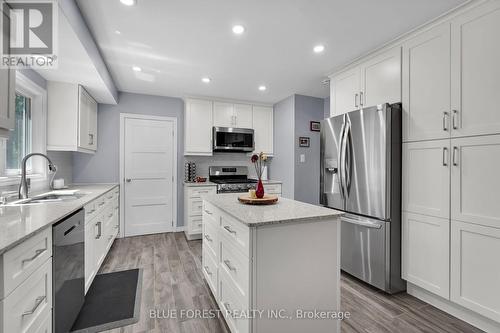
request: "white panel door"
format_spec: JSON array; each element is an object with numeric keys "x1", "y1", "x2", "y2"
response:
[
  {"x1": 402, "y1": 140, "x2": 450, "y2": 219},
  {"x1": 234, "y1": 103, "x2": 253, "y2": 128},
  {"x1": 184, "y1": 99, "x2": 213, "y2": 155},
  {"x1": 252, "y1": 106, "x2": 273, "y2": 155},
  {"x1": 451, "y1": 135, "x2": 500, "y2": 228},
  {"x1": 402, "y1": 212, "x2": 449, "y2": 298},
  {"x1": 213, "y1": 102, "x2": 234, "y2": 127},
  {"x1": 451, "y1": 1, "x2": 500, "y2": 138},
  {"x1": 330, "y1": 67, "x2": 360, "y2": 116},
  {"x1": 360, "y1": 47, "x2": 401, "y2": 107},
  {"x1": 451, "y1": 220, "x2": 500, "y2": 322},
  {"x1": 124, "y1": 117, "x2": 176, "y2": 236},
  {"x1": 403, "y1": 24, "x2": 451, "y2": 142}
]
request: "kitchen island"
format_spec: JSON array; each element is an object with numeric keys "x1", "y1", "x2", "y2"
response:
[{"x1": 202, "y1": 193, "x2": 343, "y2": 333}]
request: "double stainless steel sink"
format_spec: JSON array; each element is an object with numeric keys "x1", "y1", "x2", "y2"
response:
[{"x1": 3, "y1": 191, "x2": 85, "y2": 206}]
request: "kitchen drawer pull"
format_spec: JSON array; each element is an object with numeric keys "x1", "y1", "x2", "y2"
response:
[
  {"x1": 354, "y1": 93, "x2": 358, "y2": 108},
  {"x1": 108, "y1": 213, "x2": 113, "y2": 218},
  {"x1": 22, "y1": 295, "x2": 46, "y2": 317},
  {"x1": 95, "y1": 222, "x2": 102, "y2": 239},
  {"x1": 224, "y1": 302, "x2": 233, "y2": 316},
  {"x1": 87, "y1": 208, "x2": 95, "y2": 214},
  {"x1": 22, "y1": 248, "x2": 47, "y2": 265},
  {"x1": 114, "y1": 225, "x2": 119, "y2": 229},
  {"x1": 442, "y1": 147, "x2": 448, "y2": 166},
  {"x1": 224, "y1": 260, "x2": 237, "y2": 272},
  {"x1": 107, "y1": 195, "x2": 113, "y2": 199},
  {"x1": 204, "y1": 266, "x2": 212, "y2": 275},
  {"x1": 204, "y1": 209, "x2": 212, "y2": 215},
  {"x1": 223, "y1": 226, "x2": 236, "y2": 234},
  {"x1": 443, "y1": 112, "x2": 449, "y2": 131},
  {"x1": 204, "y1": 234, "x2": 213, "y2": 242},
  {"x1": 453, "y1": 146, "x2": 459, "y2": 166},
  {"x1": 452, "y1": 110, "x2": 459, "y2": 130},
  {"x1": 98, "y1": 202, "x2": 105, "y2": 207},
  {"x1": 198, "y1": 190, "x2": 209, "y2": 194}
]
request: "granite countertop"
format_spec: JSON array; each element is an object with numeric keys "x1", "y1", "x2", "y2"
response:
[
  {"x1": 184, "y1": 181, "x2": 217, "y2": 187},
  {"x1": 0, "y1": 183, "x2": 119, "y2": 255},
  {"x1": 204, "y1": 193, "x2": 343, "y2": 227}
]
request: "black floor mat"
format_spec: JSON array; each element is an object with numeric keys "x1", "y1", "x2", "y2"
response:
[{"x1": 71, "y1": 269, "x2": 142, "y2": 333}]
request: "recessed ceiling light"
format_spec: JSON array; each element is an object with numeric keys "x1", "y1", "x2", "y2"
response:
[
  {"x1": 132, "y1": 66, "x2": 142, "y2": 72},
  {"x1": 258, "y1": 85, "x2": 267, "y2": 91},
  {"x1": 232, "y1": 25, "x2": 245, "y2": 35},
  {"x1": 202, "y1": 77, "x2": 211, "y2": 83},
  {"x1": 115, "y1": 30, "x2": 121, "y2": 35},
  {"x1": 120, "y1": 0, "x2": 136, "y2": 6},
  {"x1": 313, "y1": 45, "x2": 325, "y2": 53}
]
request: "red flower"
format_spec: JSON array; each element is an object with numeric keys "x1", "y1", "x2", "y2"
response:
[{"x1": 251, "y1": 154, "x2": 259, "y2": 163}]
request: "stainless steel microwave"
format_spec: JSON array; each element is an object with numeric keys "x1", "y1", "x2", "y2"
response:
[{"x1": 213, "y1": 127, "x2": 254, "y2": 152}]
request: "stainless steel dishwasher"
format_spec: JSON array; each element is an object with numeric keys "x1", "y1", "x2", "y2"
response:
[{"x1": 53, "y1": 209, "x2": 85, "y2": 333}]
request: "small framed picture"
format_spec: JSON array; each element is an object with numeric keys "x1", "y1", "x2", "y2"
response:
[
  {"x1": 299, "y1": 137, "x2": 310, "y2": 147},
  {"x1": 310, "y1": 121, "x2": 321, "y2": 132}
]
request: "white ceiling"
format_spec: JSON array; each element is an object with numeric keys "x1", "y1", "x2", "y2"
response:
[{"x1": 77, "y1": 0, "x2": 467, "y2": 104}]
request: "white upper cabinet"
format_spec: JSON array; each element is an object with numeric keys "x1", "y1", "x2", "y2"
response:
[
  {"x1": 214, "y1": 102, "x2": 253, "y2": 128},
  {"x1": 451, "y1": 1, "x2": 500, "y2": 138},
  {"x1": 360, "y1": 47, "x2": 401, "y2": 107},
  {"x1": 184, "y1": 98, "x2": 213, "y2": 156},
  {"x1": 450, "y1": 135, "x2": 500, "y2": 228},
  {"x1": 403, "y1": 24, "x2": 451, "y2": 142},
  {"x1": 330, "y1": 67, "x2": 360, "y2": 117},
  {"x1": 330, "y1": 47, "x2": 401, "y2": 117},
  {"x1": 47, "y1": 82, "x2": 98, "y2": 153},
  {"x1": 0, "y1": 10, "x2": 15, "y2": 134},
  {"x1": 252, "y1": 106, "x2": 273, "y2": 155}
]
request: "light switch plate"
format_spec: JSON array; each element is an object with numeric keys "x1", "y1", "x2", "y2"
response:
[{"x1": 300, "y1": 154, "x2": 305, "y2": 163}]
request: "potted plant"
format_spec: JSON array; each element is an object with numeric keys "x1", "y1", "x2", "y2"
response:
[{"x1": 251, "y1": 152, "x2": 268, "y2": 198}]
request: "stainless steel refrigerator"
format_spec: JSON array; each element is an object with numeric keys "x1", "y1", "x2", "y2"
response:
[{"x1": 320, "y1": 103, "x2": 406, "y2": 294}]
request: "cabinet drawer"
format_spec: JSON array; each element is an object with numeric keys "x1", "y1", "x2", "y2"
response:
[
  {"x1": 221, "y1": 237, "x2": 250, "y2": 301},
  {"x1": 188, "y1": 186, "x2": 216, "y2": 199},
  {"x1": 94, "y1": 195, "x2": 107, "y2": 212},
  {"x1": 188, "y1": 216, "x2": 203, "y2": 234},
  {"x1": 188, "y1": 199, "x2": 203, "y2": 216},
  {"x1": 263, "y1": 184, "x2": 281, "y2": 194},
  {"x1": 219, "y1": 268, "x2": 249, "y2": 333},
  {"x1": 202, "y1": 246, "x2": 218, "y2": 298},
  {"x1": 203, "y1": 202, "x2": 219, "y2": 228},
  {"x1": 203, "y1": 220, "x2": 218, "y2": 259},
  {"x1": 2, "y1": 228, "x2": 52, "y2": 298},
  {"x1": 1, "y1": 259, "x2": 52, "y2": 333},
  {"x1": 220, "y1": 212, "x2": 250, "y2": 258}
]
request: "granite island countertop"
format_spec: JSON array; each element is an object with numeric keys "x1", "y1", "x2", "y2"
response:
[
  {"x1": 0, "y1": 183, "x2": 119, "y2": 255},
  {"x1": 203, "y1": 193, "x2": 343, "y2": 227}
]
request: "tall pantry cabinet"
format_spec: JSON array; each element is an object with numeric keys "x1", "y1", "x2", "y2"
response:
[{"x1": 402, "y1": 0, "x2": 500, "y2": 323}]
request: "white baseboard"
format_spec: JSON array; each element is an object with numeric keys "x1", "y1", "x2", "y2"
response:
[{"x1": 407, "y1": 283, "x2": 500, "y2": 332}]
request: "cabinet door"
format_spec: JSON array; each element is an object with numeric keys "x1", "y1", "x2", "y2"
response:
[
  {"x1": 402, "y1": 212, "x2": 450, "y2": 298},
  {"x1": 451, "y1": 135, "x2": 500, "y2": 228},
  {"x1": 0, "y1": 10, "x2": 14, "y2": 132},
  {"x1": 88, "y1": 94, "x2": 98, "y2": 151},
  {"x1": 78, "y1": 88, "x2": 91, "y2": 150},
  {"x1": 252, "y1": 106, "x2": 273, "y2": 155},
  {"x1": 213, "y1": 102, "x2": 234, "y2": 127},
  {"x1": 403, "y1": 24, "x2": 451, "y2": 142},
  {"x1": 451, "y1": 1, "x2": 500, "y2": 137},
  {"x1": 402, "y1": 140, "x2": 450, "y2": 219},
  {"x1": 84, "y1": 221, "x2": 96, "y2": 293},
  {"x1": 184, "y1": 99, "x2": 213, "y2": 155},
  {"x1": 360, "y1": 47, "x2": 401, "y2": 107},
  {"x1": 234, "y1": 103, "x2": 252, "y2": 128},
  {"x1": 330, "y1": 67, "x2": 360, "y2": 116},
  {"x1": 451, "y1": 221, "x2": 500, "y2": 322}
]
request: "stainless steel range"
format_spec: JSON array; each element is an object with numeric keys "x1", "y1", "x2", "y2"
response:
[{"x1": 209, "y1": 166, "x2": 257, "y2": 193}]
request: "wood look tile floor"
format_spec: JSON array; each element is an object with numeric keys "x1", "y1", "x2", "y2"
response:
[{"x1": 97, "y1": 233, "x2": 483, "y2": 333}]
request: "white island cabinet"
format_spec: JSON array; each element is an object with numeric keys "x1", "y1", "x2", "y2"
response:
[{"x1": 202, "y1": 194, "x2": 342, "y2": 333}]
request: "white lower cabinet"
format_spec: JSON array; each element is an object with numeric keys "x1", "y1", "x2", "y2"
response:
[
  {"x1": 402, "y1": 212, "x2": 449, "y2": 298},
  {"x1": 84, "y1": 187, "x2": 120, "y2": 293},
  {"x1": 451, "y1": 221, "x2": 500, "y2": 322},
  {"x1": 184, "y1": 185, "x2": 217, "y2": 240}
]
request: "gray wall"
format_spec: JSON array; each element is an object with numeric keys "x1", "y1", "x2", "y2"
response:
[
  {"x1": 324, "y1": 96, "x2": 330, "y2": 119},
  {"x1": 294, "y1": 95, "x2": 324, "y2": 205},
  {"x1": 272, "y1": 96, "x2": 295, "y2": 199},
  {"x1": 73, "y1": 92, "x2": 185, "y2": 226}
]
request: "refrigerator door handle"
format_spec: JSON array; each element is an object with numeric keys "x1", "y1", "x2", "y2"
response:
[
  {"x1": 337, "y1": 121, "x2": 346, "y2": 199},
  {"x1": 340, "y1": 121, "x2": 350, "y2": 198},
  {"x1": 344, "y1": 122, "x2": 352, "y2": 193}
]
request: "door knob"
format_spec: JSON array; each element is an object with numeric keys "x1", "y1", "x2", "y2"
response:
[{"x1": 125, "y1": 178, "x2": 132, "y2": 183}]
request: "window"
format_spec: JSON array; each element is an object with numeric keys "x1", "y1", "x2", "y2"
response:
[{"x1": 5, "y1": 93, "x2": 32, "y2": 174}]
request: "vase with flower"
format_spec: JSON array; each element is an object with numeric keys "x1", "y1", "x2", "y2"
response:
[{"x1": 251, "y1": 152, "x2": 267, "y2": 198}]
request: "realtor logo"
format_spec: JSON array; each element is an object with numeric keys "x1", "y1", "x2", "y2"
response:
[{"x1": 1, "y1": 0, "x2": 57, "y2": 68}]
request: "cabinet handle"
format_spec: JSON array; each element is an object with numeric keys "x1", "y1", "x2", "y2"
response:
[
  {"x1": 204, "y1": 266, "x2": 212, "y2": 275},
  {"x1": 443, "y1": 112, "x2": 449, "y2": 131},
  {"x1": 95, "y1": 222, "x2": 102, "y2": 239},
  {"x1": 359, "y1": 92, "x2": 364, "y2": 106},
  {"x1": 452, "y1": 146, "x2": 459, "y2": 166},
  {"x1": 22, "y1": 247, "x2": 47, "y2": 265},
  {"x1": 99, "y1": 202, "x2": 105, "y2": 207},
  {"x1": 452, "y1": 110, "x2": 459, "y2": 130},
  {"x1": 223, "y1": 226, "x2": 236, "y2": 234},
  {"x1": 108, "y1": 213, "x2": 113, "y2": 218},
  {"x1": 22, "y1": 296, "x2": 46, "y2": 317},
  {"x1": 204, "y1": 234, "x2": 213, "y2": 242},
  {"x1": 442, "y1": 147, "x2": 448, "y2": 166},
  {"x1": 88, "y1": 134, "x2": 94, "y2": 145},
  {"x1": 204, "y1": 209, "x2": 212, "y2": 215},
  {"x1": 224, "y1": 259, "x2": 237, "y2": 272},
  {"x1": 354, "y1": 93, "x2": 359, "y2": 108}
]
